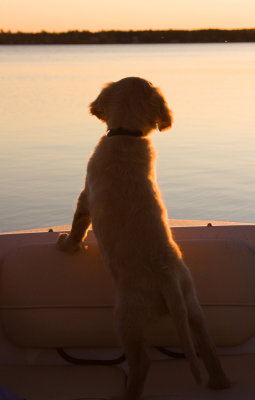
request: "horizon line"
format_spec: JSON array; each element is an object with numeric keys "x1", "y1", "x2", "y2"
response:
[{"x1": 1, "y1": 27, "x2": 255, "y2": 35}]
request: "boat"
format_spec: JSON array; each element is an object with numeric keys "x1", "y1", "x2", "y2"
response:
[{"x1": 0, "y1": 220, "x2": 255, "y2": 399}]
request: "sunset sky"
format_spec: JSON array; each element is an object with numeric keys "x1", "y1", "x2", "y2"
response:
[{"x1": 1, "y1": 0, "x2": 255, "y2": 32}]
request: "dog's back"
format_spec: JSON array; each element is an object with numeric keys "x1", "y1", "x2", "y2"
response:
[{"x1": 86, "y1": 135, "x2": 181, "y2": 273}]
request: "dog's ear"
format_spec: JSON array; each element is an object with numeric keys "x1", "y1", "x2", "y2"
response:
[
  {"x1": 89, "y1": 82, "x2": 113, "y2": 122},
  {"x1": 152, "y1": 87, "x2": 173, "y2": 132}
]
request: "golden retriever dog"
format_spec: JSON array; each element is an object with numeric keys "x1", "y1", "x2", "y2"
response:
[{"x1": 58, "y1": 77, "x2": 230, "y2": 399}]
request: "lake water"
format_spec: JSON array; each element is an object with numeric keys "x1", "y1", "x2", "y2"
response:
[{"x1": 0, "y1": 43, "x2": 255, "y2": 233}]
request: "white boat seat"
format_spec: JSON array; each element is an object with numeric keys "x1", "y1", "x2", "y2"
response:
[
  {"x1": 0, "y1": 237, "x2": 255, "y2": 399},
  {"x1": 1, "y1": 240, "x2": 255, "y2": 348}
]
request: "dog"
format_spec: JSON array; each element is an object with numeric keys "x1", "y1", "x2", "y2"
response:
[{"x1": 57, "y1": 77, "x2": 230, "y2": 399}]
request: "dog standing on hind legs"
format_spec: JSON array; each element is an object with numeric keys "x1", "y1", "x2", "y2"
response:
[{"x1": 57, "y1": 77, "x2": 230, "y2": 399}]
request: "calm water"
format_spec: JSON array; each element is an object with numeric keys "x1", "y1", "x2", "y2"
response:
[{"x1": 0, "y1": 43, "x2": 255, "y2": 232}]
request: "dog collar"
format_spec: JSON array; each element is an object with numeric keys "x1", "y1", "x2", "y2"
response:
[{"x1": 107, "y1": 128, "x2": 143, "y2": 137}]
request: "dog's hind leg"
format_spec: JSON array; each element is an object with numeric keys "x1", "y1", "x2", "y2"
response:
[
  {"x1": 160, "y1": 277, "x2": 202, "y2": 385},
  {"x1": 184, "y1": 283, "x2": 231, "y2": 389},
  {"x1": 116, "y1": 299, "x2": 150, "y2": 400},
  {"x1": 123, "y1": 335, "x2": 150, "y2": 400}
]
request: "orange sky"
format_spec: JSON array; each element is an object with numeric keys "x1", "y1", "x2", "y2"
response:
[{"x1": 2, "y1": 0, "x2": 255, "y2": 32}]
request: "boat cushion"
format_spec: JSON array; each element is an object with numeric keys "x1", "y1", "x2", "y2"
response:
[{"x1": 0, "y1": 239, "x2": 255, "y2": 347}]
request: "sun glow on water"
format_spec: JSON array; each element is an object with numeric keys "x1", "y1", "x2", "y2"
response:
[{"x1": 0, "y1": 43, "x2": 255, "y2": 232}]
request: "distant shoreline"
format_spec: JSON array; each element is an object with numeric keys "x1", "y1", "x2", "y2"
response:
[{"x1": 1, "y1": 29, "x2": 255, "y2": 44}]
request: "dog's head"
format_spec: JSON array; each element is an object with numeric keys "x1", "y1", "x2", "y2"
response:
[{"x1": 89, "y1": 77, "x2": 173, "y2": 135}]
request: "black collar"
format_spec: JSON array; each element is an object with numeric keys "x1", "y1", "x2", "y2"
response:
[{"x1": 107, "y1": 128, "x2": 143, "y2": 137}]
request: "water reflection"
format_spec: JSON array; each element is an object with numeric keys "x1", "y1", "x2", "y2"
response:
[{"x1": 0, "y1": 44, "x2": 254, "y2": 232}]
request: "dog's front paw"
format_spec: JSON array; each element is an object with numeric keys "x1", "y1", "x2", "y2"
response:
[{"x1": 57, "y1": 233, "x2": 82, "y2": 253}]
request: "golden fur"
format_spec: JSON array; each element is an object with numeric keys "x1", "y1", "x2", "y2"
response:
[{"x1": 58, "y1": 77, "x2": 230, "y2": 399}]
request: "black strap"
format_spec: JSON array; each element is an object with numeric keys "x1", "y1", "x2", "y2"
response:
[
  {"x1": 57, "y1": 346, "x2": 186, "y2": 365},
  {"x1": 155, "y1": 346, "x2": 186, "y2": 359},
  {"x1": 107, "y1": 128, "x2": 143, "y2": 137},
  {"x1": 57, "y1": 347, "x2": 126, "y2": 365}
]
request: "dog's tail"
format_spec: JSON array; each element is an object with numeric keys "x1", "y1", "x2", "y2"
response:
[{"x1": 161, "y1": 280, "x2": 201, "y2": 385}]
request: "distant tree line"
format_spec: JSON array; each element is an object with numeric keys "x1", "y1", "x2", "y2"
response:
[{"x1": 1, "y1": 29, "x2": 255, "y2": 45}]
